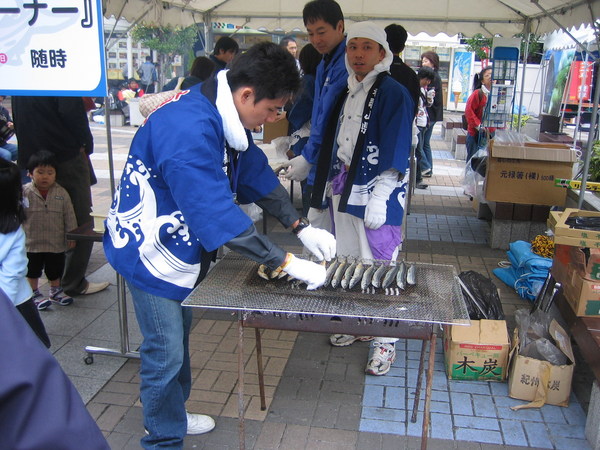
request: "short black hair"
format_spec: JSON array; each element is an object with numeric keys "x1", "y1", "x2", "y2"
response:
[
  {"x1": 189, "y1": 56, "x2": 216, "y2": 81},
  {"x1": 0, "y1": 158, "x2": 25, "y2": 233},
  {"x1": 26, "y1": 150, "x2": 57, "y2": 173},
  {"x1": 417, "y1": 66, "x2": 435, "y2": 82},
  {"x1": 214, "y1": 36, "x2": 239, "y2": 56},
  {"x1": 385, "y1": 24, "x2": 408, "y2": 54},
  {"x1": 280, "y1": 36, "x2": 297, "y2": 48},
  {"x1": 298, "y1": 43, "x2": 321, "y2": 76},
  {"x1": 227, "y1": 42, "x2": 301, "y2": 104},
  {"x1": 303, "y1": 0, "x2": 344, "y2": 31},
  {"x1": 145, "y1": 56, "x2": 152, "y2": 62}
]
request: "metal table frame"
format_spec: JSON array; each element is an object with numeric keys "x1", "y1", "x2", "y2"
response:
[
  {"x1": 66, "y1": 222, "x2": 139, "y2": 364},
  {"x1": 235, "y1": 311, "x2": 438, "y2": 450},
  {"x1": 184, "y1": 254, "x2": 468, "y2": 450}
]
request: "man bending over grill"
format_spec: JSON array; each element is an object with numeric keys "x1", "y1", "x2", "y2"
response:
[{"x1": 103, "y1": 42, "x2": 336, "y2": 449}]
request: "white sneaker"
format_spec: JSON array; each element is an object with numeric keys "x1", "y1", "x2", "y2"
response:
[
  {"x1": 329, "y1": 334, "x2": 375, "y2": 347},
  {"x1": 81, "y1": 281, "x2": 110, "y2": 295},
  {"x1": 186, "y1": 412, "x2": 215, "y2": 435},
  {"x1": 365, "y1": 342, "x2": 396, "y2": 376}
]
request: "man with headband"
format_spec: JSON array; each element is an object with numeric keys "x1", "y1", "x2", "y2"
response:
[{"x1": 312, "y1": 21, "x2": 414, "y2": 376}]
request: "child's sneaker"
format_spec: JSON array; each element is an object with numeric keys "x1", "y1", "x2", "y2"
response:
[
  {"x1": 32, "y1": 289, "x2": 52, "y2": 310},
  {"x1": 49, "y1": 287, "x2": 74, "y2": 306}
]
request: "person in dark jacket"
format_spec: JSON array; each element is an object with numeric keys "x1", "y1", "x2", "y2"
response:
[
  {"x1": 209, "y1": 36, "x2": 239, "y2": 72},
  {"x1": 11, "y1": 96, "x2": 109, "y2": 297},
  {"x1": 385, "y1": 24, "x2": 419, "y2": 117},
  {"x1": 0, "y1": 287, "x2": 109, "y2": 449},
  {"x1": 420, "y1": 51, "x2": 444, "y2": 178}
]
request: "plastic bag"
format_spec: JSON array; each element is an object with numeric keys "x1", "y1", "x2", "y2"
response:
[
  {"x1": 458, "y1": 271, "x2": 505, "y2": 320},
  {"x1": 520, "y1": 338, "x2": 568, "y2": 366},
  {"x1": 462, "y1": 148, "x2": 487, "y2": 200}
]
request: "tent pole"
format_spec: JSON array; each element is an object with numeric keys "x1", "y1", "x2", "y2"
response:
[
  {"x1": 517, "y1": 22, "x2": 531, "y2": 132},
  {"x1": 577, "y1": 62, "x2": 600, "y2": 209}
]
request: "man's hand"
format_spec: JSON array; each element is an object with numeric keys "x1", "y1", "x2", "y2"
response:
[
  {"x1": 283, "y1": 254, "x2": 326, "y2": 290},
  {"x1": 364, "y1": 195, "x2": 387, "y2": 230},
  {"x1": 297, "y1": 225, "x2": 336, "y2": 261},
  {"x1": 284, "y1": 155, "x2": 312, "y2": 181}
]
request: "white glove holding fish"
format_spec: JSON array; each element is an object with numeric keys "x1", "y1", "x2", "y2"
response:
[
  {"x1": 364, "y1": 169, "x2": 399, "y2": 230},
  {"x1": 284, "y1": 155, "x2": 312, "y2": 181},
  {"x1": 297, "y1": 225, "x2": 336, "y2": 261},
  {"x1": 283, "y1": 253, "x2": 326, "y2": 290},
  {"x1": 426, "y1": 88, "x2": 436, "y2": 101}
]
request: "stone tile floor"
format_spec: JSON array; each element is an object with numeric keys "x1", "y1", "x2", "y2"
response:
[{"x1": 34, "y1": 119, "x2": 597, "y2": 449}]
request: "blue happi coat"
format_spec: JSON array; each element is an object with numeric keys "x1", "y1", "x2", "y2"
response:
[
  {"x1": 103, "y1": 84, "x2": 279, "y2": 301},
  {"x1": 333, "y1": 76, "x2": 414, "y2": 226},
  {"x1": 302, "y1": 40, "x2": 348, "y2": 185}
]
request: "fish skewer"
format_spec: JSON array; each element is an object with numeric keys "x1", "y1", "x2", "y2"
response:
[
  {"x1": 348, "y1": 262, "x2": 365, "y2": 290},
  {"x1": 406, "y1": 263, "x2": 417, "y2": 285},
  {"x1": 341, "y1": 259, "x2": 358, "y2": 289},
  {"x1": 361, "y1": 265, "x2": 376, "y2": 293},
  {"x1": 381, "y1": 264, "x2": 400, "y2": 290},
  {"x1": 323, "y1": 258, "x2": 341, "y2": 287},
  {"x1": 371, "y1": 263, "x2": 388, "y2": 289},
  {"x1": 330, "y1": 257, "x2": 347, "y2": 289},
  {"x1": 396, "y1": 260, "x2": 407, "y2": 290}
]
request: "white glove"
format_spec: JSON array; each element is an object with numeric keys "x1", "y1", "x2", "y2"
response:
[
  {"x1": 283, "y1": 254, "x2": 326, "y2": 290},
  {"x1": 297, "y1": 225, "x2": 336, "y2": 261},
  {"x1": 364, "y1": 169, "x2": 399, "y2": 230},
  {"x1": 426, "y1": 88, "x2": 435, "y2": 101},
  {"x1": 284, "y1": 155, "x2": 312, "y2": 181}
]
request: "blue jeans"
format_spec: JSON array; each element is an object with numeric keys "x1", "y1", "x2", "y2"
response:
[
  {"x1": 0, "y1": 142, "x2": 18, "y2": 161},
  {"x1": 128, "y1": 282, "x2": 192, "y2": 449},
  {"x1": 416, "y1": 126, "x2": 430, "y2": 179},
  {"x1": 421, "y1": 121, "x2": 436, "y2": 171}
]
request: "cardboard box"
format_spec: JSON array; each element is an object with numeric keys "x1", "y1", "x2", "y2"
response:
[
  {"x1": 484, "y1": 141, "x2": 576, "y2": 206},
  {"x1": 547, "y1": 209, "x2": 600, "y2": 248},
  {"x1": 262, "y1": 118, "x2": 289, "y2": 144},
  {"x1": 554, "y1": 243, "x2": 600, "y2": 280},
  {"x1": 443, "y1": 319, "x2": 510, "y2": 381},
  {"x1": 508, "y1": 320, "x2": 574, "y2": 407},
  {"x1": 551, "y1": 255, "x2": 600, "y2": 317}
]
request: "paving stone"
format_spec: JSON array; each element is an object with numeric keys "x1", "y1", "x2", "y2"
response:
[
  {"x1": 430, "y1": 411, "x2": 453, "y2": 440},
  {"x1": 454, "y1": 415, "x2": 500, "y2": 431},
  {"x1": 455, "y1": 427, "x2": 503, "y2": 444},
  {"x1": 499, "y1": 419, "x2": 528, "y2": 446},
  {"x1": 523, "y1": 421, "x2": 554, "y2": 448},
  {"x1": 450, "y1": 392, "x2": 474, "y2": 415}
]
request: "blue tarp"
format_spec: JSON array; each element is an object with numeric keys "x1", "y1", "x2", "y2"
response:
[{"x1": 493, "y1": 240, "x2": 552, "y2": 301}]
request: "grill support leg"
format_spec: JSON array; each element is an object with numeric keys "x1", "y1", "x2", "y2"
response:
[
  {"x1": 421, "y1": 332, "x2": 437, "y2": 450},
  {"x1": 255, "y1": 328, "x2": 267, "y2": 410},
  {"x1": 237, "y1": 317, "x2": 245, "y2": 450},
  {"x1": 411, "y1": 339, "x2": 428, "y2": 423}
]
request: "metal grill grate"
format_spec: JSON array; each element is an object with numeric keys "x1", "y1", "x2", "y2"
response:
[{"x1": 184, "y1": 253, "x2": 469, "y2": 325}]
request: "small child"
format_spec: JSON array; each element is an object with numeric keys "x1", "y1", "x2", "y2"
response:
[
  {"x1": 23, "y1": 151, "x2": 77, "y2": 310},
  {"x1": 0, "y1": 158, "x2": 50, "y2": 347},
  {"x1": 414, "y1": 66, "x2": 435, "y2": 189}
]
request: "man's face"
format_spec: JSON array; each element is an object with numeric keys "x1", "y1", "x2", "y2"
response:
[
  {"x1": 217, "y1": 49, "x2": 237, "y2": 64},
  {"x1": 306, "y1": 18, "x2": 344, "y2": 55},
  {"x1": 346, "y1": 37, "x2": 385, "y2": 81},
  {"x1": 233, "y1": 87, "x2": 288, "y2": 130},
  {"x1": 286, "y1": 41, "x2": 298, "y2": 57}
]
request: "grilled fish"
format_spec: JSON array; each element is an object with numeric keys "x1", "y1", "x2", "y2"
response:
[
  {"x1": 348, "y1": 262, "x2": 365, "y2": 290},
  {"x1": 396, "y1": 261, "x2": 407, "y2": 290},
  {"x1": 381, "y1": 264, "x2": 400, "y2": 290},
  {"x1": 323, "y1": 258, "x2": 341, "y2": 287},
  {"x1": 330, "y1": 258, "x2": 347, "y2": 289},
  {"x1": 406, "y1": 263, "x2": 417, "y2": 285},
  {"x1": 361, "y1": 265, "x2": 376, "y2": 292},
  {"x1": 372, "y1": 263, "x2": 388, "y2": 289},
  {"x1": 341, "y1": 259, "x2": 358, "y2": 289}
]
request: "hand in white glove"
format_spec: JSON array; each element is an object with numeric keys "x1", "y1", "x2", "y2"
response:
[
  {"x1": 284, "y1": 155, "x2": 312, "y2": 181},
  {"x1": 426, "y1": 88, "x2": 435, "y2": 100},
  {"x1": 364, "y1": 169, "x2": 399, "y2": 230},
  {"x1": 297, "y1": 225, "x2": 336, "y2": 261},
  {"x1": 283, "y1": 253, "x2": 326, "y2": 290},
  {"x1": 364, "y1": 195, "x2": 388, "y2": 229}
]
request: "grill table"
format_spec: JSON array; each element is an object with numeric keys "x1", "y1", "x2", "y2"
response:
[{"x1": 184, "y1": 253, "x2": 469, "y2": 450}]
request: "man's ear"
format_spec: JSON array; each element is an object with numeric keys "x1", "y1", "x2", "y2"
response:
[{"x1": 239, "y1": 87, "x2": 254, "y2": 104}]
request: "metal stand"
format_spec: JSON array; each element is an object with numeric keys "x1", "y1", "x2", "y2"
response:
[
  {"x1": 66, "y1": 222, "x2": 139, "y2": 364},
  {"x1": 236, "y1": 313, "x2": 439, "y2": 450}
]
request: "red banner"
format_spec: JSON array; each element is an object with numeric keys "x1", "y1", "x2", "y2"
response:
[{"x1": 566, "y1": 60, "x2": 593, "y2": 103}]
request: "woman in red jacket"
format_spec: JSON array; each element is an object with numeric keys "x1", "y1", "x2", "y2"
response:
[{"x1": 465, "y1": 67, "x2": 493, "y2": 161}]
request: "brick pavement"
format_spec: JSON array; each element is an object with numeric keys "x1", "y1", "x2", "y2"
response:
[{"x1": 70, "y1": 121, "x2": 594, "y2": 449}]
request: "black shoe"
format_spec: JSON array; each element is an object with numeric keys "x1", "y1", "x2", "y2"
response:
[{"x1": 416, "y1": 183, "x2": 428, "y2": 190}]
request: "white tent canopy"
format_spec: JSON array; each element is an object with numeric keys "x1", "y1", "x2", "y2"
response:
[{"x1": 102, "y1": 0, "x2": 598, "y2": 37}]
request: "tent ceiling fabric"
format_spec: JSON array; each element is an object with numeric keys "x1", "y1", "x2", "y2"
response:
[{"x1": 102, "y1": 0, "x2": 597, "y2": 36}]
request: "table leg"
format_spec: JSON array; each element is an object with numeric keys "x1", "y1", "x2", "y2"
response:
[
  {"x1": 237, "y1": 317, "x2": 245, "y2": 450},
  {"x1": 421, "y1": 332, "x2": 437, "y2": 450},
  {"x1": 411, "y1": 339, "x2": 428, "y2": 423},
  {"x1": 254, "y1": 328, "x2": 267, "y2": 410}
]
